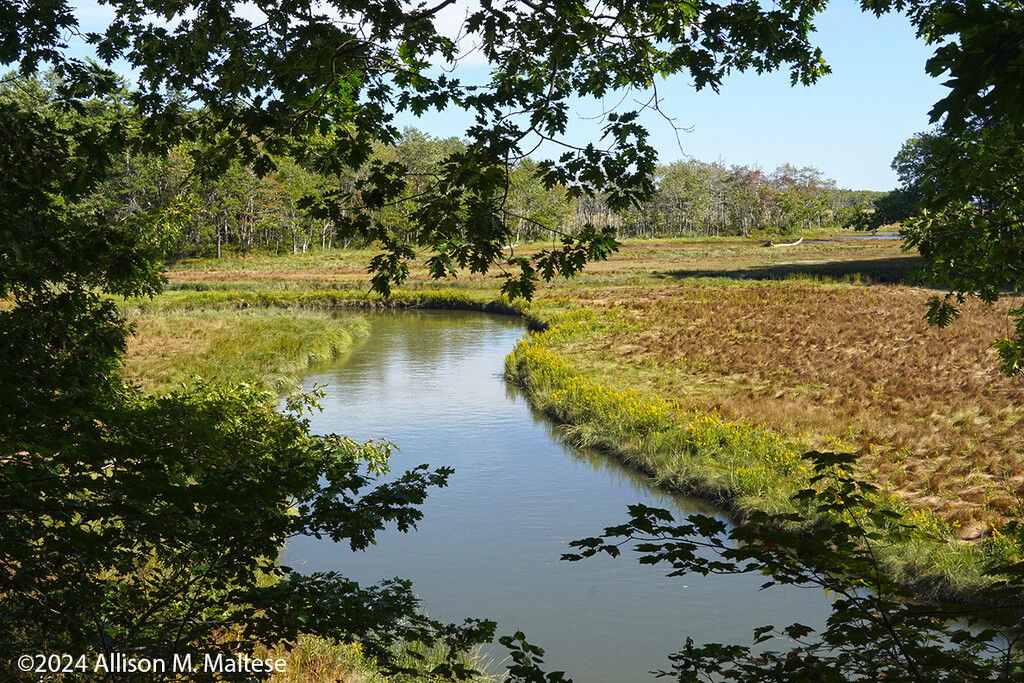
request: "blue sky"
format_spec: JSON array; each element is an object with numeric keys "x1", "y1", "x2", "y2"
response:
[
  {"x1": 391, "y1": 3, "x2": 949, "y2": 191},
  {"x1": 653, "y1": 3, "x2": 948, "y2": 191},
  {"x1": 65, "y1": 1, "x2": 947, "y2": 191}
]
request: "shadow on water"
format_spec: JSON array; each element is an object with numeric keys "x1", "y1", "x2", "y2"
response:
[
  {"x1": 658, "y1": 255, "x2": 929, "y2": 285},
  {"x1": 503, "y1": 381, "x2": 721, "y2": 517}
]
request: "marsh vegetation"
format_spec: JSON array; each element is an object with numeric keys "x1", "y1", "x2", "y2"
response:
[
  {"x1": 7, "y1": 0, "x2": 1024, "y2": 679},
  {"x1": 129, "y1": 235, "x2": 1024, "y2": 604}
]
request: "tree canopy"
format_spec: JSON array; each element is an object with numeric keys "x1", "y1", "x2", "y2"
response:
[
  {"x1": 877, "y1": 0, "x2": 1024, "y2": 376},
  {"x1": 2, "y1": 0, "x2": 838, "y2": 297},
  {"x1": 0, "y1": 0, "x2": 840, "y2": 677},
  {"x1": 896, "y1": 118, "x2": 1024, "y2": 376},
  {"x1": 3, "y1": 0, "x2": 1023, "y2": 679}
]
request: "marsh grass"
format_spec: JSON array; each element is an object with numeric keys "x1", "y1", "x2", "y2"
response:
[
  {"x1": 549, "y1": 281, "x2": 1024, "y2": 531},
  {"x1": 156, "y1": 238, "x2": 1024, "y2": 596},
  {"x1": 507, "y1": 302, "x2": 1013, "y2": 599},
  {"x1": 159, "y1": 240, "x2": 1022, "y2": 532},
  {"x1": 121, "y1": 308, "x2": 371, "y2": 395},
  {"x1": 162, "y1": 238, "x2": 915, "y2": 292},
  {"x1": 119, "y1": 282, "x2": 529, "y2": 396},
  {"x1": 506, "y1": 307, "x2": 816, "y2": 514},
  {"x1": 254, "y1": 635, "x2": 498, "y2": 683}
]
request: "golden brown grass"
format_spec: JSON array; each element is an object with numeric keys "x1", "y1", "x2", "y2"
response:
[
  {"x1": 543, "y1": 281, "x2": 1024, "y2": 535},
  {"x1": 255, "y1": 637, "x2": 367, "y2": 683},
  {"x1": 165, "y1": 237, "x2": 921, "y2": 287}
]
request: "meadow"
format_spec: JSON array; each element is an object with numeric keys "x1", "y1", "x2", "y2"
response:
[
  {"x1": 121, "y1": 308, "x2": 370, "y2": 394},
  {"x1": 535, "y1": 277, "x2": 1023, "y2": 533},
  {"x1": 125, "y1": 234, "x2": 1024, "y2": 600}
]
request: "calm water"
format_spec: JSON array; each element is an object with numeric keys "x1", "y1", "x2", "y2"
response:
[
  {"x1": 828, "y1": 233, "x2": 902, "y2": 240},
  {"x1": 282, "y1": 310, "x2": 830, "y2": 681}
]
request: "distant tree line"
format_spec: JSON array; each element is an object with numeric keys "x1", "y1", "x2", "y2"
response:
[
  {"x1": 86, "y1": 146, "x2": 883, "y2": 258},
  {"x1": 614, "y1": 161, "x2": 884, "y2": 238},
  {"x1": 56, "y1": 75, "x2": 881, "y2": 257}
]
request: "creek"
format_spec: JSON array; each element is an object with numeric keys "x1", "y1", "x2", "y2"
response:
[
  {"x1": 827, "y1": 232, "x2": 902, "y2": 239},
  {"x1": 281, "y1": 309, "x2": 831, "y2": 682}
]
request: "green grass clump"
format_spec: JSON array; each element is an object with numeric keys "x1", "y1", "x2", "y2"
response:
[
  {"x1": 122, "y1": 308, "x2": 370, "y2": 395},
  {"x1": 121, "y1": 286, "x2": 527, "y2": 398}
]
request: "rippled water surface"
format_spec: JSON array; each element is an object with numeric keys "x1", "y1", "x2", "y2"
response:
[{"x1": 282, "y1": 309, "x2": 829, "y2": 682}]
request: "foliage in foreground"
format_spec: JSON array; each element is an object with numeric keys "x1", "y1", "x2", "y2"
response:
[
  {"x1": 563, "y1": 451, "x2": 1024, "y2": 682},
  {"x1": 881, "y1": 0, "x2": 1024, "y2": 377},
  {"x1": 4, "y1": 0, "x2": 1024, "y2": 679},
  {"x1": 1, "y1": 380, "x2": 495, "y2": 681},
  {"x1": 896, "y1": 121, "x2": 1024, "y2": 377},
  {"x1": 0, "y1": 0, "x2": 835, "y2": 301}
]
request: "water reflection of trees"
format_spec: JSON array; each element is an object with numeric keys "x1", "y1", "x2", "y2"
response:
[{"x1": 320, "y1": 309, "x2": 523, "y2": 390}]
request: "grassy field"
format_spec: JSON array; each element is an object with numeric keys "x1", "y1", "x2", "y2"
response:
[
  {"x1": 164, "y1": 237, "x2": 926, "y2": 289},
  {"x1": 121, "y1": 308, "x2": 371, "y2": 395},
  {"x1": 535, "y1": 280, "x2": 1022, "y2": 532},
  {"x1": 125, "y1": 234, "x2": 1024, "y2": 596}
]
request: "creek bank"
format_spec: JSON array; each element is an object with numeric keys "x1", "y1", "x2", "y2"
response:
[
  {"x1": 129, "y1": 284, "x2": 1012, "y2": 603},
  {"x1": 504, "y1": 304, "x2": 1007, "y2": 605},
  {"x1": 282, "y1": 308, "x2": 833, "y2": 683}
]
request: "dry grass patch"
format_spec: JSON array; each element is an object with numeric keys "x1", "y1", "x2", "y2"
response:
[
  {"x1": 163, "y1": 238, "x2": 918, "y2": 290},
  {"x1": 555, "y1": 236, "x2": 922, "y2": 281},
  {"x1": 166, "y1": 248, "x2": 496, "y2": 287},
  {"x1": 545, "y1": 281, "x2": 1023, "y2": 531},
  {"x1": 166, "y1": 265, "x2": 368, "y2": 284}
]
